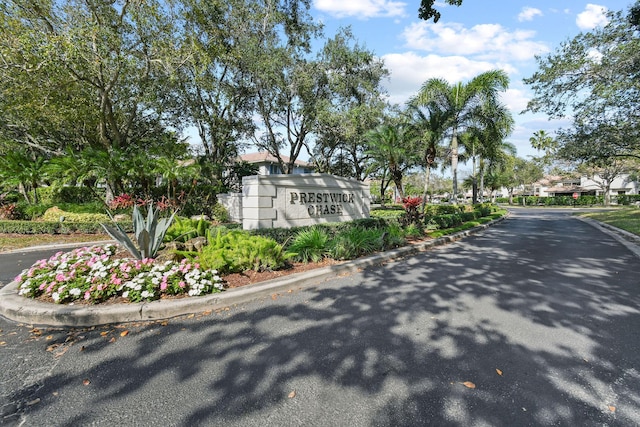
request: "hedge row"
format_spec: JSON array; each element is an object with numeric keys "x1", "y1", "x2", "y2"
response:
[
  {"x1": 0, "y1": 220, "x2": 133, "y2": 234},
  {"x1": 496, "y1": 195, "x2": 640, "y2": 206}
]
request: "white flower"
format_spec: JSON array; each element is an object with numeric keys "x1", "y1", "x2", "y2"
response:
[
  {"x1": 122, "y1": 291, "x2": 129, "y2": 299},
  {"x1": 52, "y1": 292, "x2": 60, "y2": 302},
  {"x1": 69, "y1": 288, "x2": 81, "y2": 296},
  {"x1": 141, "y1": 290, "x2": 153, "y2": 298}
]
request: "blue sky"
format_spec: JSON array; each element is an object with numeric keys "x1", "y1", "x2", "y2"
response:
[{"x1": 311, "y1": 0, "x2": 633, "y2": 160}]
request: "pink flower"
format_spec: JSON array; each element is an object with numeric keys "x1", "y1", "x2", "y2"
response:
[
  {"x1": 39, "y1": 283, "x2": 46, "y2": 291},
  {"x1": 179, "y1": 281, "x2": 186, "y2": 288},
  {"x1": 56, "y1": 273, "x2": 66, "y2": 282},
  {"x1": 113, "y1": 278, "x2": 122, "y2": 285},
  {"x1": 84, "y1": 291, "x2": 91, "y2": 300},
  {"x1": 160, "y1": 282, "x2": 167, "y2": 291}
]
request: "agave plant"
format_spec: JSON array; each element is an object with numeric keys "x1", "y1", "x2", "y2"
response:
[{"x1": 101, "y1": 203, "x2": 176, "y2": 259}]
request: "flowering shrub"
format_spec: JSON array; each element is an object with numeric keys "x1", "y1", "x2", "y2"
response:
[
  {"x1": 109, "y1": 194, "x2": 182, "y2": 213},
  {"x1": 402, "y1": 196, "x2": 423, "y2": 224},
  {"x1": 15, "y1": 244, "x2": 225, "y2": 304},
  {"x1": 0, "y1": 203, "x2": 19, "y2": 220},
  {"x1": 109, "y1": 194, "x2": 136, "y2": 210}
]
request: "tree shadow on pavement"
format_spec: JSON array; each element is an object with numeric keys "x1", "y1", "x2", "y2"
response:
[{"x1": 11, "y1": 211, "x2": 640, "y2": 426}]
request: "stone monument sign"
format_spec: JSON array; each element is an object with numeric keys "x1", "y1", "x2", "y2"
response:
[{"x1": 241, "y1": 174, "x2": 370, "y2": 230}]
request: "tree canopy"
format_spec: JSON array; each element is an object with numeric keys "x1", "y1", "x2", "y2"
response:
[
  {"x1": 418, "y1": 0, "x2": 463, "y2": 22},
  {"x1": 524, "y1": 6, "x2": 640, "y2": 163}
]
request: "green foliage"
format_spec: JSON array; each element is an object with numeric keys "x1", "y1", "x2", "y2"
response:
[
  {"x1": 286, "y1": 227, "x2": 330, "y2": 263},
  {"x1": 101, "y1": 203, "x2": 175, "y2": 259},
  {"x1": 328, "y1": 227, "x2": 385, "y2": 260},
  {"x1": 424, "y1": 204, "x2": 465, "y2": 215},
  {"x1": 403, "y1": 223, "x2": 424, "y2": 239},
  {"x1": 418, "y1": 0, "x2": 463, "y2": 22},
  {"x1": 164, "y1": 217, "x2": 212, "y2": 243},
  {"x1": 370, "y1": 209, "x2": 406, "y2": 220},
  {"x1": 616, "y1": 194, "x2": 640, "y2": 205},
  {"x1": 211, "y1": 203, "x2": 230, "y2": 223},
  {"x1": 427, "y1": 213, "x2": 463, "y2": 230},
  {"x1": 187, "y1": 228, "x2": 291, "y2": 274},
  {"x1": 41, "y1": 207, "x2": 110, "y2": 223},
  {"x1": 0, "y1": 220, "x2": 132, "y2": 234}
]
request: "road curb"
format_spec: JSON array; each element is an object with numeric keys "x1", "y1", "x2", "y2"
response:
[
  {"x1": 577, "y1": 216, "x2": 640, "y2": 259},
  {"x1": 0, "y1": 216, "x2": 508, "y2": 327}
]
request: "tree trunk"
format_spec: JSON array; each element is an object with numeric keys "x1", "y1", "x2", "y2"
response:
[
  {"x1": 451, "y1": 129, "x2": 459, "y2": 202},
  {"x1": 421, "y1": 166, "x2": 432, "y2": 213}
]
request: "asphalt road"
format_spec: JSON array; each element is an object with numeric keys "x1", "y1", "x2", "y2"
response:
[{"x1": 1, "y1": 208, "x2": 639, "y2": 426}]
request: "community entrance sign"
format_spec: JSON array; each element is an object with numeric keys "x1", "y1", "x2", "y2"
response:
[{"x1": 241, "y1": 174, "x2": 370, "y2": 230}]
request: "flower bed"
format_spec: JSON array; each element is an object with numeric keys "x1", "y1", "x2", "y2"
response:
[{"x1": 15, "y1": 244, "x2": 225, "y2": 304}]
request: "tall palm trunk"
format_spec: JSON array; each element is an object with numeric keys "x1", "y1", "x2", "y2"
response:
[
  {"x1": 451, "y1": 127, "x2": 459, "y2": 202},
  {"x1": 421, "y1": 166, "x2": 432, "y2": 213}
]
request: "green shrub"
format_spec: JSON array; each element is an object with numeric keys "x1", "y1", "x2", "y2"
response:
[
  {"x1": 328, "y1": 227, "x2": 384, "y2": 260},
  {"x1": 403, "y1": 223, "x2": 424, "y2": 239},
  {"x1": 164, "y1": 216, "x2": 212, "y2": 242},
  {"x1": 616, "y1": 194, "x2": 640, "y2": 205},
  {"x1": 429, "y1": 213, "x2": 463, "y2": 229},
  {"x1": 286, "y1": 227, "x2": 330, "y2": 263},
  {"x1": 0, "y1": 220, "x2": 60, "y2": 234},
  {"x1": 0, "y1": 220, "x2": 132, "y2": 234},
  {"x1": 16, "y1": 203, "x2": 50, "y2": 220},
  {"x1": 211, "y1": 203, "x2": 230, "y2": 223},
  {"x1": 41, "y1": 207, "x2": 110, "y2": 223},
  {"x1": 370, "y1": 208, "x2": 406, "y2": 220},
  {"x1": 424, "y1": 204, "x2": 465, "y2": 215},
  {"x1": 384, "y1": 222, "x2": 407, "y2": 248},
  {"x1": 184, "y1": 228, "x2": 291, "y2": 274}
]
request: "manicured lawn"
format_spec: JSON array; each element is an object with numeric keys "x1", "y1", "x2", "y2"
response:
[{"x1": 580, "y1": 208, "x2": 640, "y2": 236}]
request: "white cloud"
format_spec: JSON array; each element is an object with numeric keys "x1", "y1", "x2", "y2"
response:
[
  {"x1": 314, "y1": 0, "x2": 406, "y2": 19},
  {"x1": 382, "y1": 52, "x2": 504, "y2": 104},
  {"x1": 401, "y1": 21, "x2": 549, "y2": 62},
  {"x1": 576, "y1": 4, "x2": 609, "y2": 30},
  {"x1": 518, "y1": 7, "x2": 543, "y2": 22},
  {"x1": 501, "y1": 88, "x2": 530, "y2": 113}
]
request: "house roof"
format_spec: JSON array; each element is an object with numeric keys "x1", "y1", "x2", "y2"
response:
[{"x1": 239, "y1": 151, "x2": 311, "y2": 167}]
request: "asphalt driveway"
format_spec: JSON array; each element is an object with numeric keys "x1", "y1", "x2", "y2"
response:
[{"x1": 1, "y1": 208, "x2": 639, "y2": 426}]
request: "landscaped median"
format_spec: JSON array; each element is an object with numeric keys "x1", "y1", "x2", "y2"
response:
[{"x1": 0, "y1": 212, "x2": 509, "y2": 327}]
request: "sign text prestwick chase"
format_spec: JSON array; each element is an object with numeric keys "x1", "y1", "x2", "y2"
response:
[{"x1": 289, "y1": 191, "x2": 355, "y2": 216}]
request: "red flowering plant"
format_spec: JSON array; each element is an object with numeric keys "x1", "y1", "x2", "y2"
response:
[
  {"x1": 108, "y1": 193, "x2": 136, "y2": 213},
  {"x1": 402, "y1": 196, "x2": 423, "y2": 225}
]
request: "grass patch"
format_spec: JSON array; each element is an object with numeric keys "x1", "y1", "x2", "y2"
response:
[
  {"x1": 579, "y1": 208, "x2": 640, "y2": 236},
  {"x1": 0, "y1": 233, "x2": 111, "y2": 252}
]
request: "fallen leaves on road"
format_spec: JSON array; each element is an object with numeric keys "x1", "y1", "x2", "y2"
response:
[
  {"x1": 608, "y1": 406, "x2": 616, "y2": 412},
  {"x1": 288, "y1": 390, "x2": 296, "y2": 398},
  {"x1": 120, "y1": 330, "x2": 129, "y2": 337},
  {"x1": 82, "y1": 379, "x2": 91, "y2": 386},
  {"x1": 496, "y1": 369, "x2": 503, "y2": 376},
  {"x1": 462, "y1": 381, "x2": 476, "y2": 389}
]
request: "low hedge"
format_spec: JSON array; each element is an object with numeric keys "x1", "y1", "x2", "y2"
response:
[
  {"x1": 0, "y1": 220, "x2": 133, "y2": 234},
  {"x1": 41, "y1": 206, "x2": 111, "y2": 223}
]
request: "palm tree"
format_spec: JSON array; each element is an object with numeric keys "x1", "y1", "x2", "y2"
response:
[
  {"x1": 365, "y1": 123, "x2": 417, "y2": 201},
  {"x1": 529, "y1": 130, "x2": 557, "y2": 152},
  {"x1": 460, "y1": 102, "x2": 514, "y2": 203},
  {"x1": 410, "y1": 70, "x2": 510, "y2": 201},
  {"x1": 0, "y1": 149, "x2": 48, "y2": 204},
  {"x1": 406, "y1": 105, "x2": 449, "y2": 212}
]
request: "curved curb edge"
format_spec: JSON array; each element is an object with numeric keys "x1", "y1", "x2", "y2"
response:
[
  {"x1": 576, "y1": 216, "x2": 640, "y2": 260},
  {"x1": 0, "y1": 215, "x2": 509, "y2": 328}
]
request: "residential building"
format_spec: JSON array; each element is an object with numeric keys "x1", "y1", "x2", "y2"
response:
[{"x1": 239, "y1": 152, "x2": 314, "y2": 175}]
